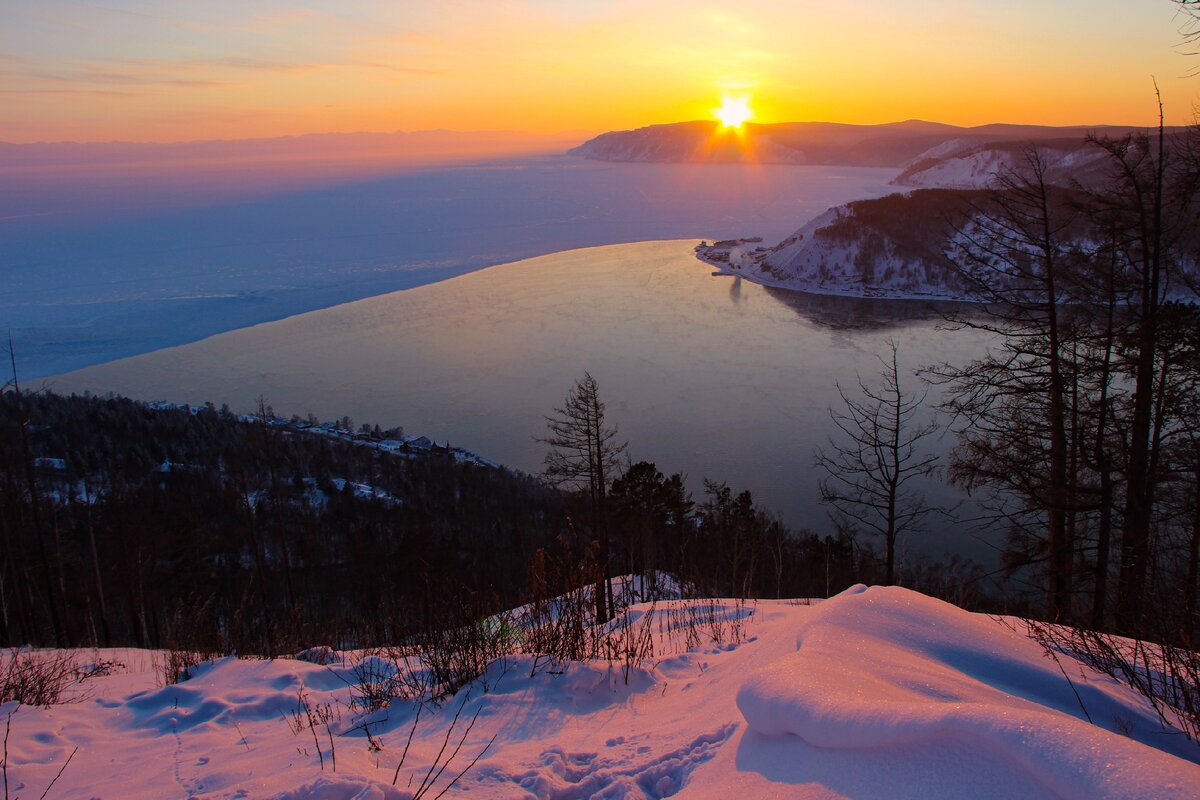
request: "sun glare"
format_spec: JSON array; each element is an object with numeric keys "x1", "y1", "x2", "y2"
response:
[{"x1": 714, "y1": 95, "x2": 753, "y2": 129}]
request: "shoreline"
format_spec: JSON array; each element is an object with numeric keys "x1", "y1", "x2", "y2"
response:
[{"x1": 693, "y1": 239, "x2": 982, "y2": 303}]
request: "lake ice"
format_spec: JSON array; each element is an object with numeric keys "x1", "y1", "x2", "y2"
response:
[{"x1": 2, "y1": 157, "x2": 896, "y2": 377}]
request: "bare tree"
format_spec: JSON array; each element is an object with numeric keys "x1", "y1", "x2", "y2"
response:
[
  {"x1": 1176, "y1": 1, "x2": 1200, "y2": 56},
  {"x1": 539, "y1": 373, "x2": 626, "y2": 623},
  {"x1": 928, "y1": 147, "x2": 1092, "y2": 620},
  {"x1": 4, "y1": 337, "x2": 65, "y2": 645},
  {"x1": 1082, "y1": 99, "x2": 1200, "y2": 631},
  {"x1": 815, "y1": 341, "x2": 939, "y2": 585}
]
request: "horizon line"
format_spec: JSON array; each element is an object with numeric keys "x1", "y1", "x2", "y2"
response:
[{"x1": 0, "y1": 117, "x2": 1178, "y2": 149}]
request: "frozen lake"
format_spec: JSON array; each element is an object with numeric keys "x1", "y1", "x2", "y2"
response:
[
  {"x1": 2, "y1": 157, "x2": 896, "y2": 377},
  {"x1": 48, "y1": 240, "x2": 993, "y2": 566}
]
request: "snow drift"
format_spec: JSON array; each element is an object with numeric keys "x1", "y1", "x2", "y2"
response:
[
  {"x1": 737, "y1": 585, "x2": 1200, "y2": 800},
  {"x1": 5, "y1": 588, "x2": 1200, "y2": 798}
]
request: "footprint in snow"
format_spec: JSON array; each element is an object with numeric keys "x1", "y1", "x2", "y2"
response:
[{"x1": 511, "y1": 724, "x2": 737, "y2": 799}]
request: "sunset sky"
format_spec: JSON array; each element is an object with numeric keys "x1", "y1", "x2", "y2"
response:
[{"x1": 1, "y1": 0, "x2": 1197, "y2": 143}]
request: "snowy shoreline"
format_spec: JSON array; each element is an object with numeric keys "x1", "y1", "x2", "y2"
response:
[{"x1": 694, "y1": 238, "x2": 981, "y2": 303}]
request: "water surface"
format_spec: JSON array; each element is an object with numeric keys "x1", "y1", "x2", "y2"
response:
[
  {"x1": 3, "y1": 159, "x2": 897, "y2": 376},
  {"x1": 48, "y1": 240, "x2": 993, "y2": 564}
]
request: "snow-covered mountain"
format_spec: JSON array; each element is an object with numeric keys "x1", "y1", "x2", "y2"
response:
[{"x1": 894, "y1": 137, "x2": 1113, "y2": 189}]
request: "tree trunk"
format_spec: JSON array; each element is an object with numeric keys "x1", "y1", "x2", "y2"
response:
[{"x1": 1116, "y1": 112, "x2": 1166, "y2": 634}]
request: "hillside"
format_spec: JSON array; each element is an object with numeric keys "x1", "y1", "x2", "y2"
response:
[
  {"x1": 698, "y1": 190, "x2": 983, "y2": 299},
  {"x1": 0, "y1": 390, "x2": 564, "y2": 652},
  {"x1": 2, "y1": 585, "x2": 1197, "y2": 799},
  {"x1": 699, "y1": 175, "x2": 1199, "y2": 300},
  {"x1": 568, "y1": 120, "x2": 1161, "y2": 168},
  {"x1": 894, "y1": 137, "x2": 1120, "y2": 189},
  {"x1": 2, "y1": 388, "x2": 890, "y2": 653}
]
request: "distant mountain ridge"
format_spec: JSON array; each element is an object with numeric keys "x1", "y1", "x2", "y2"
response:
[{"x1": 568, "y1": 120, "x2": 1174, "y2": 172}]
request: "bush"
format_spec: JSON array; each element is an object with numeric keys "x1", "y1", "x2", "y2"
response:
[
  {"x1": 1, "y1": 648, "x2": 80, "y2": 706},
  {"x1": 1024, "y1": 619, "x2": 1200, "y2": 745}
]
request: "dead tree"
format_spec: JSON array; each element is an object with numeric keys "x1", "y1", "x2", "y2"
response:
[
  {"x1": 815, "y1": 341, "x2": 939, "y2": 585},
  {"x1": 1082, "y1": 100, "x2": 1200, "y2": 632},
  {"x1": 539, "y1": 373, "x2": 626, "y2": 623},
  {"x1": 930, "y1": 148, "x2": 1085, "y2": 619}
]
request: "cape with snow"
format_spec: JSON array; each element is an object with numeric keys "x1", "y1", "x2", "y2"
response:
[{"x1": 698, "y1": 190, "x2": 982, "y2": 299}]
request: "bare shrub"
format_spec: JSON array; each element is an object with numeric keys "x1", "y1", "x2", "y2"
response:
[
  {"x1": 523, "y1": 554, "x2": 596, "y2": 674},
  {"x1": 520, "y1": 541, "x2": 665, "y2": 680},
  {"x1": 521, "y1": 539, "x2": 604, "y2": 673},
  {"x1": 392, "y1": 690, "x2": 497, "y2": 799},
  {"x1": 154, "y1": 648, "x2": 221, "y2": 686},
  {"x1": 1, "y1": 648, "x2": 80, "y2": 706},
  {"x1": 74, "y1": 657, "x2": 123, "y2": 681},
  {"x1": 155, "y1": 598, "x2": 227, "y2": 685},
  {"x1": 597, "y1": 603, "x2": 656, "y2": 684},
  {"x1": 653, "y1": 597, "x2": 754, "y2": 657},
  {"x1": 1023, "y1": 618, "x2": 1200, "y2": 745},
  {"x1": 417, "y1": 605, "x2": 514, "y2": 701},
  {"x1": 284, "y1": 685, "x2": 340, "y2": 772},
  {"x1": 343, "y1": 648, "x2": 429, "y2": 713}
]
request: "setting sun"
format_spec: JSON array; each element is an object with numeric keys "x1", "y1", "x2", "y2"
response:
[{"x1": 714, "y1": 95, "x2": 753, "y2": 129}]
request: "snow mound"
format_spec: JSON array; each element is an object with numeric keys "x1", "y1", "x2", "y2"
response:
[
  {"x1": 271, "y1": 776, "x2": 412, "y2": 800},
  {"x1": 295, "y1": 645, "x2": 341, "y2": 665},
  {"x1": 120, "y1": 656, "x2": 347, "y2": 733},
  {"x1": 477, "y1": 655, "x2": 660, "y2": 715},
  {"x1": 736, "y1": 585, "x2": 1200, "y2": 800}
]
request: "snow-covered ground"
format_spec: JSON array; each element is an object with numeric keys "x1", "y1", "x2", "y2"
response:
[
  {"x1": 698, "y1": 185, "x2": 1200, "y2": 303},
  {"x1": 4, "y1": 585, "x2": 1197, "y2": 799}
]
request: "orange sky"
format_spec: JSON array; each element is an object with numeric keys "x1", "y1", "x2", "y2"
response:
[{"x1": 1, "y1": 0, "x2": 1197, "y2": 143}]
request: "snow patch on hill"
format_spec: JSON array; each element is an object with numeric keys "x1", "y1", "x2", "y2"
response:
[{"x1": 895, "y1": 139, "x2": 1110, "y2": 189}]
